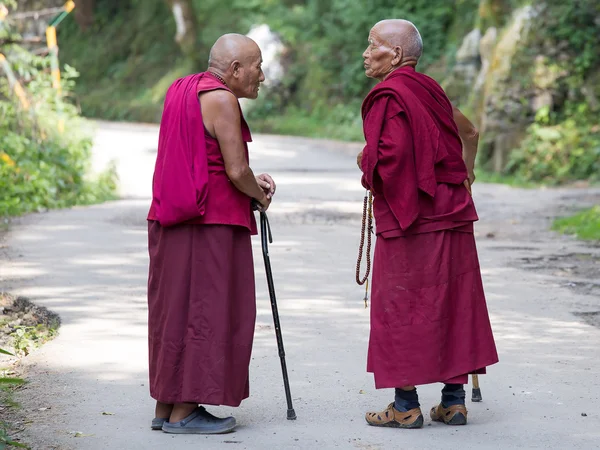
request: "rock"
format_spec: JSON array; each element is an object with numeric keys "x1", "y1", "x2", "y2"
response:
[
  {"x1": 474, "y1": 27, "x2": 498, "y2": 93},
  {"x1": 479, "y1": 6, "x2": 539, "y2": 171},
  {"x1": 443, "y1": 29, "x2": 482, "y2": 104},
  {"x1": 456, "y1": 29, "x2": 482, "y2": 63}
]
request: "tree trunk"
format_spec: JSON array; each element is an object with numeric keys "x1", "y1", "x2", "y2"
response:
[
  {"x1": 164, "y1": 0, "x2": 199, "y2": 61},
  {"x1": 73, "y1": 0, "x2": 96, "y2": 31},
  {"x1": 478, "y1": 0, "x2": 512, "y2": 29}
]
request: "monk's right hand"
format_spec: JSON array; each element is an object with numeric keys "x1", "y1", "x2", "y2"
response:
[
  {"x1": 257, "y1": 194, "x2": 271, "y2": 212},
  {"x1": 357, "y1": 151, "x2": 363, "y2": 170}
]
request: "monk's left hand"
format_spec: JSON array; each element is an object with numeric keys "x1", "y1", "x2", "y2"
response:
[
  {"x1": 464, "y1": 179, "x2": 472, "y2": 196},
  {"x1": 468, "y1": 170, "x2": 476, "y2": 186},
  {"x1": 357, "y1": 151, "x2": 363, "y2": 170},
  {"x1": 256, "y1": 173, "x2": 276, "y2": 199}
]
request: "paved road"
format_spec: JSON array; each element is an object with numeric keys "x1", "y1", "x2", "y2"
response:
[{"x1": 1, "y1": 121, "x2": 599, "y2": 449}]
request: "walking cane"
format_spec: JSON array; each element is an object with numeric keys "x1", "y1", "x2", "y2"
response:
[
  {"x1": 471, "y1": 374, "x2": 482, "y2": 402},
  {"x1": 257, "y1": 209, "x2": 297, "y2": 420}
]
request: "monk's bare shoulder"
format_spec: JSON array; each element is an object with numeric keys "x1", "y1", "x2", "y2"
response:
[
  {"x1": 200, "y1": 89, "x2": 239, "y2": 117},
  {"x1": 200, "y1": 89, "x2": 240, "y2": 136}
]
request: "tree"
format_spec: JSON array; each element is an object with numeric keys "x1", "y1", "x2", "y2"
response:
[
  {"x1": 73, "y1": 0, "x2": 96, "y2": 31},
  {"x1": 163, "y1": 0, "x2": 199, "y2": 61}
]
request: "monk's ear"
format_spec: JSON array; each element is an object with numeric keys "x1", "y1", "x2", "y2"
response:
[
  {"x1": 392, "y1": 46, "x2": 403, "y2": 65},
  {"x1": 231, "y1": 60, "x2": 242, "y2": 78}
]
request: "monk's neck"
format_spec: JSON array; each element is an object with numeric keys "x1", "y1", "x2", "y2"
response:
[
  {"x1": 382, "y1": 62, "x2": 416, "y2": 81},
  {"x1": 207, "y1": 69, "x2": 229, "y2": 87}
]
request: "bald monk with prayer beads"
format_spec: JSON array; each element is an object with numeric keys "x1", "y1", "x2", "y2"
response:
[
  {"x1": 146, "y1": 34, "x2": 275, "y2": 434},
  {"x1": 357, "y1": 20, "x2": 499, "y2": 428}
]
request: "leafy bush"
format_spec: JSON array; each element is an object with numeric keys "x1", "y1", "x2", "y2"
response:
[
  {"x1": 0, "y1": 46, "x2": 117, "y2": 218},
  {"x1": 506, "y1": 106, "x2": 600, "y2": 184},
  {"x1": 489, "y1": 0, "x2": 600, "y2": 183}
]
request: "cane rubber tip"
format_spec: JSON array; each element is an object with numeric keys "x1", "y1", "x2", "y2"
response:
[
  {"x1": 287, "y1": 409, "x2": 297, "y2": 420},
  {"x1": 471, "y1": 388, "x2": 482, "y2": 402}
]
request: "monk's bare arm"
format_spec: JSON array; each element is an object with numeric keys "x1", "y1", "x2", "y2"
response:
[
  {"x1": 200, "y1": 90, "x2": 268, "y2": 207},
  {"x1": 452, "y1": 105, "x2": 479, "y2": 185}
]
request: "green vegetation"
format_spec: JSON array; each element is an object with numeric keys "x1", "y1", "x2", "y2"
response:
[
  {"x1": 50, "y1": 0, "x2": 599, "y2": 187},
  {"x1": 0, "y1": 292, "x2": 58, "y2": 450},
  {"x1": 0, "y1": 4, "x2": 117, "y2": 219},
  {"x1": 553, "y1": 206, "x2": 600, "y2": 241},
  {"x1": 11, "y1": 324, "x2": 58, "y2": 357},
  {"x1": 56, "y1": 0, "x2": 260, "y2": 122},
  {"x1": 0, "y1": 368, "x2": 28, "y2": 450},
  {"x1": 56, "y1": 0, "x2": 481, "y2": 134},
  {"x1": 506, "y1": 106, "x2": 600, "y2": 185},
  {"x1": 499, "y1": 0, "x2": 600, "y2": 185}
]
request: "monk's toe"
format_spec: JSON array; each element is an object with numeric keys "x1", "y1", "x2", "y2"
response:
[{"x1": 365, "y1": 403, "x2": 423, "y2": 429}]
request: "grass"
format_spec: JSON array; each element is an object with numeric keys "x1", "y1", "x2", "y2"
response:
[
  {"x1": 0, "y1": 352, "x2": 28, "y2": 449},
  {"x1": 552, "y1": 206, "x2": 600, "y2": 241},
  {"x1": 251, "y1": 110, "x2": 364, "y2": 142},
  {"x1": 475, "y1": 170, "x2": 539, "y2": 188}
]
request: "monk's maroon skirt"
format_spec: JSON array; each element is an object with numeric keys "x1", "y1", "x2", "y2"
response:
[
  {"x1": 367, "y1": 228, "x2": 498, "y2": 388},
  {"x1": 147, "y1": 221, "x2": 256, "y2": 406}
]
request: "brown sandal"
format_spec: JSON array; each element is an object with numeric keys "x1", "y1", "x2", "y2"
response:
[
  {"x1": 365, "y1": 403, "x2": 424, "y2": 429},
  {"x1": 430, "y1": 403, "x2": 468, "y2": 425}
]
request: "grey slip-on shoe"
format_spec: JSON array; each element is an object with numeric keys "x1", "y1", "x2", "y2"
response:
[
  {"x1": 161, "y1": 406, "x2": 236, "y2": 434},
  {"x1": 151, "y1": 417, "x2": 167, "y2": 430}
]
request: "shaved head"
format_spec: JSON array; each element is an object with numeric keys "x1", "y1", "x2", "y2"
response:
[
  {"x1": 208, "y1": 33, "x2": 261, "y2": 71},
  {"x1": 372, "y1": 19, "x2": 423, "y2": 60},
  {"x1": 206, "y1": 33, "x2": 265, "y2": 99}
]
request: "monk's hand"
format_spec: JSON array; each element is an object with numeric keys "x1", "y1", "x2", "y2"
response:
[
  {"x1": 356, "y1": 151, "x2": 363, "y2": 170},
  {"x1": 468, "y1": 169, "x2": 476, "y2": 186},
  {"x1": 256, "y1": 173, "x2": 276, "y2": 199},
  {"x1": 464, "y1": 178, "x2": 472, "y2": 196},
  {"x1": 257, "y1": 193, "x2": 271, "y2": 212}
]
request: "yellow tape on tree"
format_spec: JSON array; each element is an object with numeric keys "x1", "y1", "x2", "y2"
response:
[
  {"x1": 46, "y1": 26, "x2": 58, "y2": 48},
  {"x1": 65, "y1": 1, "x2": 76, "y2": 13}
]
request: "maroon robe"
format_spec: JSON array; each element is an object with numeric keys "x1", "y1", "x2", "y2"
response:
[
  {"x1": 360, "y1": 67, "x2": 498, "y2": 388},
  {"x1": 147, "y1": 73, "x2": 257, "y2": 406}
]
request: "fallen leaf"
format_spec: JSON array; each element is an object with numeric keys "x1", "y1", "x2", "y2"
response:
[
  {"x1": 102, "y1": 412, "x2": 114, "y2": 416},
  {"x1": 73, "y1": 432, "x2": 94, "y2": 438},
  {"x1": 359, "y1": 390, "x2": 365, "y2": 394}
]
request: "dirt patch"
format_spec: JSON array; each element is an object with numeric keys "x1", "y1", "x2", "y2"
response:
[
  {"x1": 516, "y1": 251, "x2": 600, "y2": 327},
  {"x1": 572, "y1": 311, "x2": 600, "y2": 328},
  {"x1": 0, "y1": 293, "x2": 61, "y2": 449},
  {"x1": 519, "y1": 252, "x2": 600, "y2": 281},
  {"x1": 0, "y1": 294, "x2": 60, "y2": 356}
]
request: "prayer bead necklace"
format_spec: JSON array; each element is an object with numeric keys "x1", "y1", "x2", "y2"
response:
[
  {"x1": 208, "y1": 71, "x2": 228, "y2": 87},
  {"x1": 356, "y1": 190, "x2": 373, "y2": 308}
]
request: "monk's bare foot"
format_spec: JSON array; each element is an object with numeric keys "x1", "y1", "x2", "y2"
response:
[
  {"x1": 155, "y1": 401, "x2": 174, "y2": 419},
  {"x1": 169, "y1": 403, "x2": 198, "y2": 423}
]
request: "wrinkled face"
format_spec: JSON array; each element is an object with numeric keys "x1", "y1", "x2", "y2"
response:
[
  {"x1": 234, "y1": 50, "x2": 265, "y2": 99},
  {"x1": 362, "y1": 28, "x2": 398, "y2": 81}
]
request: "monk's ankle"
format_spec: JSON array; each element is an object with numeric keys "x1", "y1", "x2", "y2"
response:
[
  {"x1": 394, "y1": 387, "x2": 420, "y2": 412},
  {"x1": 169, "y1": 403, "x2": 198, "y2": 423},
  {"x1": 441, "y1": 383, "x2": 466, "y2": 407},
  {"x1": 155, "y1": 401, "x2": 174, "y2": 419}
]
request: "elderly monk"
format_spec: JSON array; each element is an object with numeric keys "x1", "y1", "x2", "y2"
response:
[
  {"x1": 358, "y1": 20, "x2": 498, "y2": 429},
  {"x1": 146, "y1": 33, "x2": 274, "y2": 434}
]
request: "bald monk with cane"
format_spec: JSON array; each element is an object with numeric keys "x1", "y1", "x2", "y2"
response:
[
  {"x1": 146, "y1": 34, "x2": 275, "y2": 434},
  {"x1": 357, "y1": 20, "x2": 499, "y2": 428}
]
